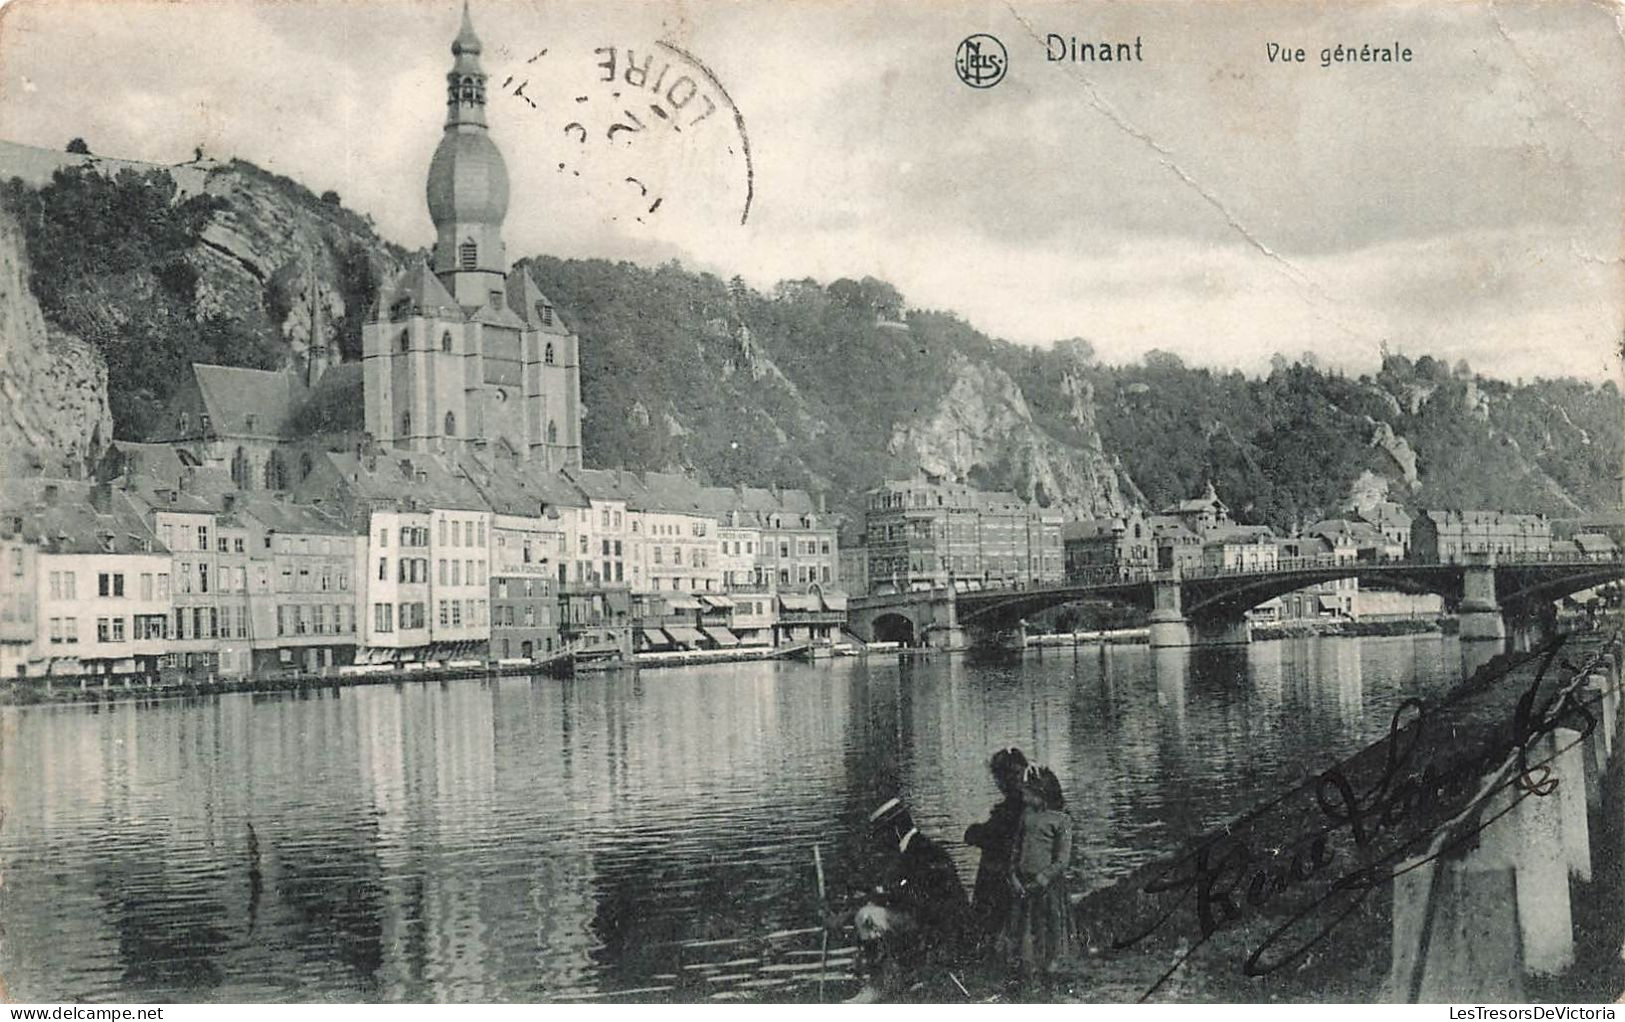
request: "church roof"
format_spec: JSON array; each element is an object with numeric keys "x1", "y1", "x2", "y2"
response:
[
  {"x1": 506, "y1": 267, "x2": 570, "y2": 334},
  {"x1": 192, "y1": 363, "x2": 307, "y2": 439},
  {"x1": 427, "y1": 124, "x2": 508, "y2": 228},
  {"x1": 375, "y1": 262, "x2": 462, "y2": 321},
  {"x1": 470, "y1": 298, "x2": 527, "y2": 330}
]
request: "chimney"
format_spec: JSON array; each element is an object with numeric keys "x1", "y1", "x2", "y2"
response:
[
  {"x1": 89, "y1": 483, "x2": 112, "y2": 513},
  {"x1": 222, "y1": 493, "x2": 237, "y2": 515}
]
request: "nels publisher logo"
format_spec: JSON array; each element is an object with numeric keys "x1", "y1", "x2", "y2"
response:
[{"x1": 955, "y1": 34, "x2": 1007, "y2": 88}]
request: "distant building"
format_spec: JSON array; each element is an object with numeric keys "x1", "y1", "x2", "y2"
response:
[
  {"x1": 1063, "y1": 508, "x2": 1153, "y2": 579},
  {"x1": 1, "y1": 480, "x2": 171, "y2": 677},
  {"x1": 1306, "y1": 518, "x2": 1399, "y2": 561},
  {"x1": 0, "y1": 511, "x2": 35, "y2": 678},
  {"x1": 230, "y1": 494, "x2": 362, "y2": 676},
  {"x1": 836, "y1": 532, "x2": 869, "y2": 597},
  {"x1": 864, "y1": 478, "x2": 1063, "y2": 591},
  {"x1": 1159, "y1": 481, "x2": 1229, "y2": 536},
  {"x1": 1201, "y1": 523, "x2": 1278, "y2": 572},
  {"x1": 1412, "y1": 510, "x2": 1552, "y2": 562},
  {"x1": 1350, "y1": 500, "x2": 1413, "y2": 556},
  {"x1": 1147, "y1": 515, "x2": 1202, "y2": 573}
]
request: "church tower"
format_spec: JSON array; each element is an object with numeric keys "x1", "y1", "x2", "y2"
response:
[
  {"x1": 362, "y1": 3, "x2": 583, "y2": 471},
  {"x1": 427, "y1": 3, "x2": 508, "y2": 308}
]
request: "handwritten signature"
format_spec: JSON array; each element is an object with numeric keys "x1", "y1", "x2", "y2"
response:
[{"x1": 1114, "y1": 634, "x2": 1610, "y2": 995}]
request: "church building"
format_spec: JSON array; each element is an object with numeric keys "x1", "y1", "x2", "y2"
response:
[{"x1": 362, "y1": 4, "x2": 584, "y2": 471}]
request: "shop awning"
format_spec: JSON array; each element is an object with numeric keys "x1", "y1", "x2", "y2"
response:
[
  {"x1": 665, "y1": 596, "x2": 704, "y2": 612},
  {"x1": 1316, "y1": 595, "x2": 1341, "y2": 612},
  {"x1": 738, "y1": 632, "x2": 774, "y2": 647},
  {"x1": 640, "y1": 628, "x2": 674, "y2": 648},
  {"x1": 779, "y1": 594, "x2": 820, "y2": 612},
  {"x1": 665, "y1": 626, "x2": 708, "y2": 648},
  {"x1": 819, "y1": 592, "x2": 849, "y2": 612},
  {"x1": 702, "y1": 626, "x2": 741, "y2": 647},
  {"x1": 699, "y1": 594, "x2": 735, "y2": 609}
]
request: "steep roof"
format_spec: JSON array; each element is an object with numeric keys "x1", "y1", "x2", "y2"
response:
[
  {"x1": 0, "y1": 479, "x2": 165, "y2": 555},
  {"x1": 569, "y1": 468, "x2": 651, "y2": 509},
  {"x1": 506, "y1": 267, "x2": 571, "y2": 335},
  {"x1": 639, "y1": 471, "x2": 710, "y2": 514},
  {"x1": 1307, "y1": 518, "x2": 1388, "y2": 547},
  {"x1": 1147, "y1": 514, "x2": 1200, "y2": 542},
  {"x1": 235, "y1": 494, "x2": 353, "y2": 536},
  {"x1": 320, "y1": 450, "x2": 489, "y2": 512},
  {"x1": 1575, "y1": 532, "x2": 1619, "y2": 554},
  {"x1": 1062, "y1": 518, "x2": 1123, "y2": 542},
  {"x1": 374, "y1": 261, "x2": 462, "y2": 321},
  {"x1": 1206, "y1": 523, "x2": 1277, "y2": 543},
  {"x1": 192, "y1": 363, "x2": 307, "y2": 439}
]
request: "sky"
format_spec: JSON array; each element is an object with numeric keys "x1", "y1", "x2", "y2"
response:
[{"x1": 0, "y1": 0, "x2": 1621, "y2": 382}]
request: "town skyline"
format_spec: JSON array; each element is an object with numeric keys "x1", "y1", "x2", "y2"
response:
[{"x1": 1, "y1": 0, "x2": 1619, "y2": 383}]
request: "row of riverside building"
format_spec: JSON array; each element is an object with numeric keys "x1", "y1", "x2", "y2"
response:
[
  {"x1": 853, "y1": 477, "x2": 1620, "y2": 623},
  {"x1": 0, "y1": 441, "x2": 842, "y2": 680}
]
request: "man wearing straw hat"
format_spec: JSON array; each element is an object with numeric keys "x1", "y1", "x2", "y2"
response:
[{"x1": 838, "y1": 796, "x2": 971, "y2": 1001}]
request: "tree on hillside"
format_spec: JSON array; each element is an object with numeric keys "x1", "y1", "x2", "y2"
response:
[{"x1": 65, "y1": 138, "x2": 90, "y2": 155}]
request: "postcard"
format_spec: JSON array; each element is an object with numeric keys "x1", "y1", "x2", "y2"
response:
[{"x1": 0, "y1": 0, "x2": 1620, "y2": 1006}]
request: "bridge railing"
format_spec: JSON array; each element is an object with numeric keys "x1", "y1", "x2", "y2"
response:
[
  {"x1": 1031, "y1": 550, "x2": 1623, "y2": 594},
  {"x1": 864, "y1": 550, "x2": 1624, "y2": 605}
]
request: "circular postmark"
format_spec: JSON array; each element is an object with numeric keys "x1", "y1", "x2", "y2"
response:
[
  {"x1": 494, "y1": 40, "x2": 754, "y2": 227},
  {"x1": 955, "y1": 34, "x2": 1007, "y2": 89}
]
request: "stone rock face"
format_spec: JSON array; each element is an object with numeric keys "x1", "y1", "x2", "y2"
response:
[
  {"x1": 1369, "y1": 420, "x2": 1421, "y2": 490},
  {"x1": 888, "y1": 352, "x2": 1128, "y2": 517},
  {"x1": 0, "y1": 207, "x2": 112, "y2": 470},
  {"x1": 192, "y1": 165, "x2": 405, "y2": 369}
]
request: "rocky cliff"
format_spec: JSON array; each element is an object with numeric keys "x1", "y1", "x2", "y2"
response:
[
  {"x1": 0, "y1": 205, "x2": 111, "y2": 471},
  {"x1": 2, "y1": 145, "x2": 1617, "y2": 530}
]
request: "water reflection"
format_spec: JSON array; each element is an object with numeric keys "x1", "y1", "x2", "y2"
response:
[{"x1": 0, "y1": 635, "x2": 1465, "y2": 1001}]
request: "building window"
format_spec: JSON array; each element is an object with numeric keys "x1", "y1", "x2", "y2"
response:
[
  {"x1": 544, "y1": 342, "x2": 555, "y2": 365},
  {"x1": 547, "y1": 420, "x2": 558, "y2": 444},
  {"x1": 399, "y1": 329, "x2": 410, "y2": 353},
  {"x1": 540, "y1": 303, "x2": 554, "y2": 326},
  {"x1": 400, "y1": 411, "x2": 411, "y2": 437},
  {"x1": 444, "y1": 412, "x2": 456, "y2": 437},
  {"x1": 441, "y1": 331, "x2": 453, "y2": 352},
  {"x1": 460, "y1": 240, "x2": 477, "y2": 269}
]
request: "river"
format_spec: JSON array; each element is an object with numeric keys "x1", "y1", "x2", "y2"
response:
[{"x1": 0, "y1": 634, "x2": 1469, "y2": 1002}]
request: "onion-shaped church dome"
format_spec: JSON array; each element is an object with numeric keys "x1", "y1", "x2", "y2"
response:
[{"x1": 426, "y1": 129, "x2": 509, "y2": 227}]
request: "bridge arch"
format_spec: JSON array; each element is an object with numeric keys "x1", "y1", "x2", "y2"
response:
[
  {"x1": 1497, "y1": 567, "x2": 1623, "y2": 609},
  {"x1": 871, "y1": 613, "x2": 917, "y2": 645},
  {"x1": 1180, "y1": 567, "x2": 1459, "y2": 620}
]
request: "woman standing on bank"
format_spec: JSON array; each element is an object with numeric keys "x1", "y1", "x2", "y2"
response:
[{"x1": 963, "y1": 747, "x2": 1028, "y2": 947}]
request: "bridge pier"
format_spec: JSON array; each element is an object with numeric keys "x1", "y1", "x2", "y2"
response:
[
  {"x1": 1148, "y1": 578, "x2": 1190, "y2": 648},
  {"x1": 1458, "y1": 554, "x2": 1507, "y2": 644},
  {"x1": 1147, "y1": 577, "x2": 1251, "y2": 648}
]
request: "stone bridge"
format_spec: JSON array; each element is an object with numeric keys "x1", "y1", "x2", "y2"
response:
[{"x1": 847, "y1": 552, "x2": 1624, "y2": 650}]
